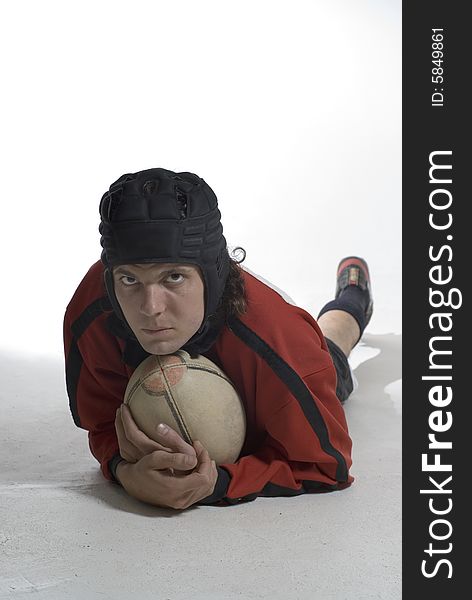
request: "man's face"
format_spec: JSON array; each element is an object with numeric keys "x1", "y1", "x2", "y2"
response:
[{"x1": 113, "y1": 262, "x2": 205, "y2": 355}]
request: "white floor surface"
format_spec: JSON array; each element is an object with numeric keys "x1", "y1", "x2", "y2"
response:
[
  {"x1": 1, "y1": 2, "x2": 401, "y2": 597},
  {"x1": 0, "y1": 330, "x2": 401, "y2": 600}
]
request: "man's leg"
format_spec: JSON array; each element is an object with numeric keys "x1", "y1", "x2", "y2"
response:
[
  {"x1": 317, "y1": 310, "x2": 360, "y2": 358},
  {"x1": 317, "y1": 257, "x2": 374, "y2": 402}
]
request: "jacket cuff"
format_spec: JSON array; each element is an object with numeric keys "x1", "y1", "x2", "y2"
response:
[
  {"x1": 197, "y1": 466, "x2": 231, "y2": 505},
  {"x1": 108, "y1": 453, "x2": 126, "y2": 484}
]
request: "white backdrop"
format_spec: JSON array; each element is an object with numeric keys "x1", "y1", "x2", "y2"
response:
[{"x1": 0, "y1": 0, "x2": 401, "y2": 358}]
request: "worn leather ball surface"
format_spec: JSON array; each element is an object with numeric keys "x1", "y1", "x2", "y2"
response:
[{"x1": 124, "y1": 350, "x2": 246, "y2": 465}]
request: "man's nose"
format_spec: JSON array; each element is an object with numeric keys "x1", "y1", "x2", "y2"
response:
[{"x1": 140, "y1": 285, "x2": 166, "y2": 316}]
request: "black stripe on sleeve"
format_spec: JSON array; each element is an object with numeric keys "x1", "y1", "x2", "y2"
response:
[
  {"x1": 70, "y1": 296, "x2": 111, "y2": 339},
  {"x1": 66, "y1": 296, "x2": 111, "y2": 428},
  {"x1": 227, "y1": 317, "x2": 349, "y2": 483},
  {"x1": 262, "y1": 480, "x2": 337, "y2": 497},
  {"x1": 66, "y1": 339, "x2": 84, "y2": 427}
]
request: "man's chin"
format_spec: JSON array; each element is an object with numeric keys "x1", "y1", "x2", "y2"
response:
[{"x1": 138, "y1": 337, "x2": 183, "y2": 356}]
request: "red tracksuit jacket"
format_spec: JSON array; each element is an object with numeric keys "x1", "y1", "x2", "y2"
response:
[{"x1": 63, "y1": 261, "x2": 353, "y2": 505}]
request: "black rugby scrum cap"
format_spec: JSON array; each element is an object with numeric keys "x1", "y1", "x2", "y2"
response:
[{"x1": 99, "y1": 167, "x2": 230, "y2": 347}]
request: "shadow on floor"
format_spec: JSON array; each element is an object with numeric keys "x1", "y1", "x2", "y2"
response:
[{"x1": 349, "y1": 332, "x2": 402, "y2": 407}]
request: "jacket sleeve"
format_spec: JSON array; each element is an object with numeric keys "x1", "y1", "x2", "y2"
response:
[
  {"x1": 64, "y1": 303, "x2": 128, "y2": 483},
  {"x1": 199, "y1": 313, "x2": 354, "y2": 506}
]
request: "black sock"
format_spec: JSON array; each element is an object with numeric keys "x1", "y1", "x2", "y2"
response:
[
  {"x1": 338, "y1": 285, "x2": 370, "y2": 314},
  {"x1": 317, "y1": 285, "x2": 370, "y2": 341}
]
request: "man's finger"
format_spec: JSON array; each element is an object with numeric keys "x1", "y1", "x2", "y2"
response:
[
  {"x1": 144, "y1": 450, "x2": 197, "y2": 472},
  {"x1": 193, "y1": 440, "x2": 213, "y2": 474},
  {"x1": 193, "y1": 440, "x2": 210, "y2": 461},
  {"x1": 115, "y1": 407, "x2": 140, "y2": 462},
  {"x1": 173, "y1": 448, "x2": 216, "y2": 493},
  {"x1": 154, "y1": 422, "x2": 197, "y2": 457},
  {"x1": 121, "y1": 405, "x2": 171, "y2": 453}
]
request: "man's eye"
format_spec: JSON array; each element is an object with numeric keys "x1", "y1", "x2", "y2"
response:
[
  {"x1": 120, "y1": 276, "x2": 138, "y2": 286},
  {"x1": 167, "y1": 273, "x2": 185, "y2": 283}
]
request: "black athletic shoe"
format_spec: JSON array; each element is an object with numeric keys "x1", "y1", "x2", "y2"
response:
[{"x1": 335, "y1": 256, "x2": 374, "y2": 327}]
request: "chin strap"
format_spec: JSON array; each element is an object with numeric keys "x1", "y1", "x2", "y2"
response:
[{"x1": 103, "y1": 268, "x2": 136, "y2": 339}]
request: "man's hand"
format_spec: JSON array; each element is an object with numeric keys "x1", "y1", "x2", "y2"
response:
[
  {"x1": 115, "y1": 440, "x2": 218, "y2": 510},
  {"x1": 115, "y1": 404, "x2": 197, "y2": 470}
]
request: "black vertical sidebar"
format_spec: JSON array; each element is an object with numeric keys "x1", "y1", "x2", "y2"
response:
[{"x1": 403, "y1": 2, "x2": 468, "y2": 597}]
